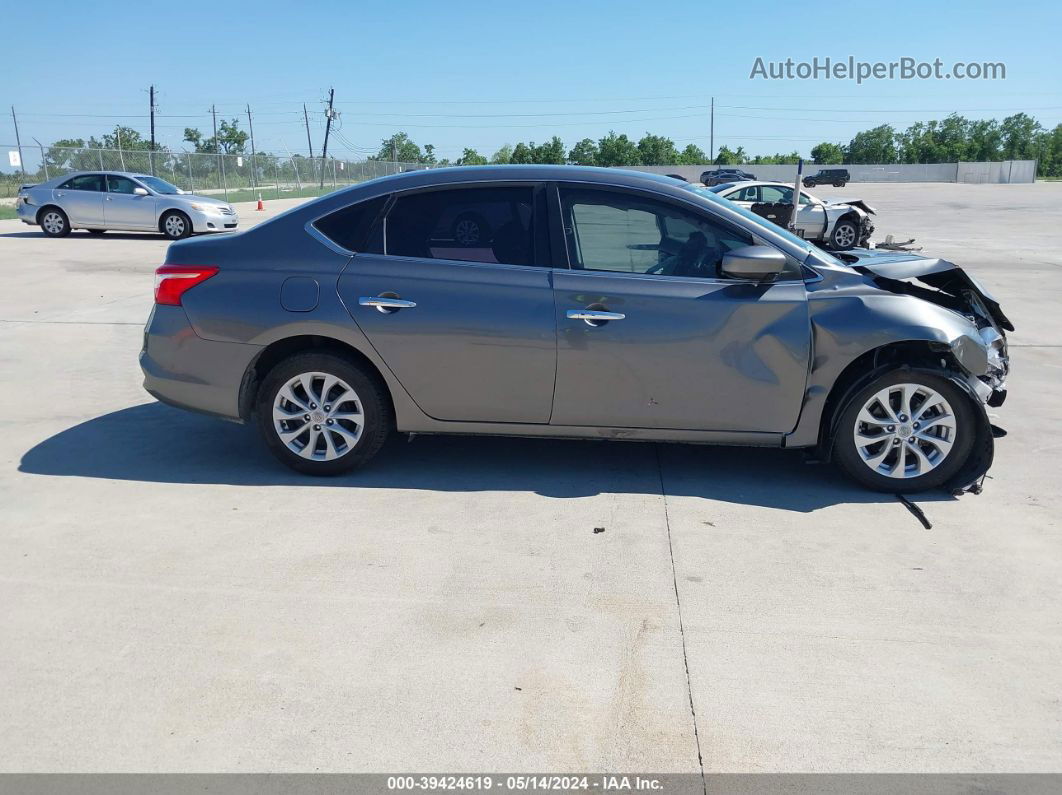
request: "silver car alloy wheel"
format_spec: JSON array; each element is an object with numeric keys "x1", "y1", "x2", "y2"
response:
[
  {"x1": 272, "y1": 371, "x2": 364, "y2": 460},
  {"x1": 853, "y1": 383, "x2": 957, "y2": 479},
  {"x1": 833, "y1": 222, "x2": 856, "y2": 248},
  {"x1": 42, "y1": 211, "x2": 65, "y2": 235},
  {"x1": 164, "y1": 214, "x2": 186, "y2": 237}
]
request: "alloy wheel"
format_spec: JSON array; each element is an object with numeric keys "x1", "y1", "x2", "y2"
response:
[
  {"x1": 164, "y1": 215, "x2": 186, "y2": 237},
  {"x1": 833, "y1": 223, "x2": 857, "y2": 248},
  {"x1": 42, "y1": 212, "x2": 65, "y2": 235},
  {"x1": 853, "y1": 383, "x2": 957, "y2": 479},
  {"x1": 272, "y1": 371, "x2": 363, "y2": 461}
]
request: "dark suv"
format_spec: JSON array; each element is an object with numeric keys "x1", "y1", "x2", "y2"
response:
[
  {"x1": 804, "y1": 168, "x2": 850, "y2": 188},
  {"x1": 700, "y1": 168, "x2": 756, "y2": 186}
]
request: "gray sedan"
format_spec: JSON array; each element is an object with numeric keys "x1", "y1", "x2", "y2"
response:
[
  {"x1": 139, "y1": 165, "x2": 1011, "y2": 493},
  {"x1": 15, "y1": 171, "x2": 238, "y2": 239}
]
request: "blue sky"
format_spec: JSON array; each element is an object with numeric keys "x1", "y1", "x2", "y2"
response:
[{"x1": 4, "y1": 0, "x2": 1061, "y2": 162}]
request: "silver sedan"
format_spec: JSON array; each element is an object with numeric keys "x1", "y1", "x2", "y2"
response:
[{"x1": 15, "y1": 171, "x2": 239, "y2": 239}]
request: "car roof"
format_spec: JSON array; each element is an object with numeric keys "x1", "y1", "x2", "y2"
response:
[
  {"x1": 301, "y1": 165, "x2": 702, "y2": 197},
  {"x1": 40, "y1": 170, "x2": 150, "y2": 186}
]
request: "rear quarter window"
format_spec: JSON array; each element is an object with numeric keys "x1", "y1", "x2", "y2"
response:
[{"x1": 313, "y1": 195, "x2": 389, "y2": 252}]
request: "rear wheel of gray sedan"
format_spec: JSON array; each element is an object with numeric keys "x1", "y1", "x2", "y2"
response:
[
  {"x1": 160, "y1": 210, "x2": 192, "y2": 240},
  {"x1": 39, "y1": 207, "x2": 70, "y2": 237},
  {"x1": 829, "y1": 219, "x2": 859, "y2": 249},
  {"x1": 833, "y1": 370, "x2": 975, "y2": 492},
  {"x1": 256, "y1": 352, "x2": 392, "y2": 476}
]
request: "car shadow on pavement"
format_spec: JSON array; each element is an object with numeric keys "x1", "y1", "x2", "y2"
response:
[
  {"x1": 0, "y1": 231, "x2": 165, "y2": 240},
  {"x1": 19, "y1": 401, "x2": 953, "y2": 511}
]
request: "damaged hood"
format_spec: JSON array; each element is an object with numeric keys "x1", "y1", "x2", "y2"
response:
[
  {"x1": 848, "y1": 250, "x2": 1013, "y2": 332},
  {"x1": 823, "y1": 198, "x2": 875, "y2": 215}
]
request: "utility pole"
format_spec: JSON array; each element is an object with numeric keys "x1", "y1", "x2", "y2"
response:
[
  {"x1": 709, "y1": 96, "x2": 715, "y2": 164},
  {"x1": 10, "y1": 106, "x2": 25, "y2": 180},
  {"x1": 246, "y1": 104, "x2": 258, "y2": 190},
  {"x1": 149, "y1": 85, "x2": 157, "y2": 175},
  {"x1": 319, "y1": 87, "x2": 335, "y2": 189},
  {"x1": 212, "y1": 104, "x2": 227, "y2": 200}
]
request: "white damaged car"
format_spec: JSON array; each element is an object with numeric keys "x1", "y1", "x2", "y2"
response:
[{"x1": 709, "y1": 180, "x2": 875, "y2": 250}]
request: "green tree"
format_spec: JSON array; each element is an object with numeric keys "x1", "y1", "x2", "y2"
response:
[
  {"x1": 713, "y1": 145, "x2": 746, "y2": 165},
  {"x1": 44, "y1": 138, "x2": 96, "y2": 171},
  {"x1": 676, "y1": 143, "x2": 707, "y2": 165},
  {"x1": 456, "y1": 148, "x2": 488, "y2": 166},
  {"x1": 372, "y1": 132, "x2": 423, "y2": 163},
  {"x1": 90, "y1": 125, "x2": 157, "y2": 152},
  {"x1": 636, "y1": 134, "x2": 679, "y2": 165},
  {"x1": 567, "y1": 138, "x2": 598, "y2": 165},
  {"x1": 810, "y1": 142, "x2": 844, "y2": 164},
  {"x1": 1000, "y1": 113, "x2": 1042, "y2": 160},
  {"x1": 596, "y1": 131, "x2": 640, "y2": 167},
  {"x1": 967, "y1": 119, "x2": 1002, "y2": 162},
  {"x1": 748, "y1": 150, "x2": 800, "y2": 165},
  {"x1": 845, "y1": 124, "x2": 898, "y2": 164},
  {"x1": 1038, "y1": 123, "x2": 1062, "y2": 177},
  {"x1": 510, "y1": 142, "x2": 534, "y2": 164},
  {"x1": 531, "y1": 136, "x2": 566, "y2": 164},
  {"x1": 182, "y1": 119, "x2": 248, "y2": 155},
  {"x1": 490, "y1": 144, "x2": 513, "y2": 164}
]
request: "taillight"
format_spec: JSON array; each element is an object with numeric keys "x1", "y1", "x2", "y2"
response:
[{"x1": 154, "y1": 265, "x2": 219, "y2": 306}]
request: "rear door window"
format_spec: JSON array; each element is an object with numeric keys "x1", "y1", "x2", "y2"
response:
[
  {"x1": 384, "y1": 186, "x2": 537, "y2": 266},
  {"x1": 60, "y1": 174, "x2": 104, "y2": 191},
  {"x1": 313, "y1": 195, "x2": 389, "y2": 252}
]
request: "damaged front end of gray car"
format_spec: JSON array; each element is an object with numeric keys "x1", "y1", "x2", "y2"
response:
[{"x1": 792, "y1": 250, "x2": 1011, "y2": 495}]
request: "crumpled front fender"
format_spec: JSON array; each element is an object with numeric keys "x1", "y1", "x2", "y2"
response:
[{"x1": 785, "y1": 285, "x2": 989, "y2": 448}]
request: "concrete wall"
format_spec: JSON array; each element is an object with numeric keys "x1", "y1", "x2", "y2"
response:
[{"x1": 626, "y1": 161, "x2": 1038, "y2": 184}]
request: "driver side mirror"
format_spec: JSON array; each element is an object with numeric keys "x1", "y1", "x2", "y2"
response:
[
  {"x1": 133, "y1": 187, "x2": 149, "y2": 196},
  {"x1": 720, "y1": 245, "x2": 787, "y2": 281}
]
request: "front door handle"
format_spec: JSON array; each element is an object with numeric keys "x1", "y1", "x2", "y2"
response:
[
  {"x1": 359, "y1": 295, "x2": 417, "y2": 314},
  {"x1": 567, "y1": 309, "x2": 625, "y2": 325}
]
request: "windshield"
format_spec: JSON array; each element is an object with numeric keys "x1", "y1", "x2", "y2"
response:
[
  {"x1": 135, "y1": 176, "x2": 181, "y2": 195},
  {"x1": 682, "y1": 182, "x2": 843, "y2": 266},
  {"x1": 707, "y1": 183, "x2": 734, "y2": 193}
]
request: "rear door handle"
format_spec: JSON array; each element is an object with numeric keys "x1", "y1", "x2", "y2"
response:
[
  {"x1": 567, "y1": 309, "x2": 625, "y2": 323},
  {"x1": 359, "y1": 296, "x2": 416, "y2": 313}
]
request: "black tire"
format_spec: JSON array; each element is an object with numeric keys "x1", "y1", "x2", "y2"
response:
[
  {"x1": 803, "y1": 179, "x2": 814, "y2": 188},
  {"x1": 255, "y1": 352, "x2": 393, "y2": 476},
  {"x1": 450, "y1": 212, "x2": 491, "y2": 246},
  {"x1": 160, "y1": 210, "x2": 192, "y2": 240},
  {"x1": 38, "y1": 206, "x2": 70, "y2": 237},
  {"x1": 832, "y1": 370, "x2": 976, "y2": 493},
  {"x1": 87, "y1": 229, "x2": 106, "y2": 235},
  {"x1": 833, "y1": 181, "x2": 844, "y2": 187},
  {"x1": 829, "y1": 219, "x2": 859, "y2": 249}
]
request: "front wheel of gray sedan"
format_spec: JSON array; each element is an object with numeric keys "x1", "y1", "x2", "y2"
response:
[
  {"x1": 256, "y1": 352, "x2": 393, "y2": 475},
  {"x1": 160, "y1": 210, "x2": 193, "y2": 240},
  {"x1": 832, "y1": 370, "x2": 975, "y2": 492}
]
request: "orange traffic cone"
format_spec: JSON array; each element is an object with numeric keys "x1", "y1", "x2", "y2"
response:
[{"x1": 256, "y1": 194, "x2": 264, "y2": 211}]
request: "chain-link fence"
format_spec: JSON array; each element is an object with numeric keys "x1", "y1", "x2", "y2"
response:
[{"x1": 0, "y1": 144, "x2": 430, "y2": 199}]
